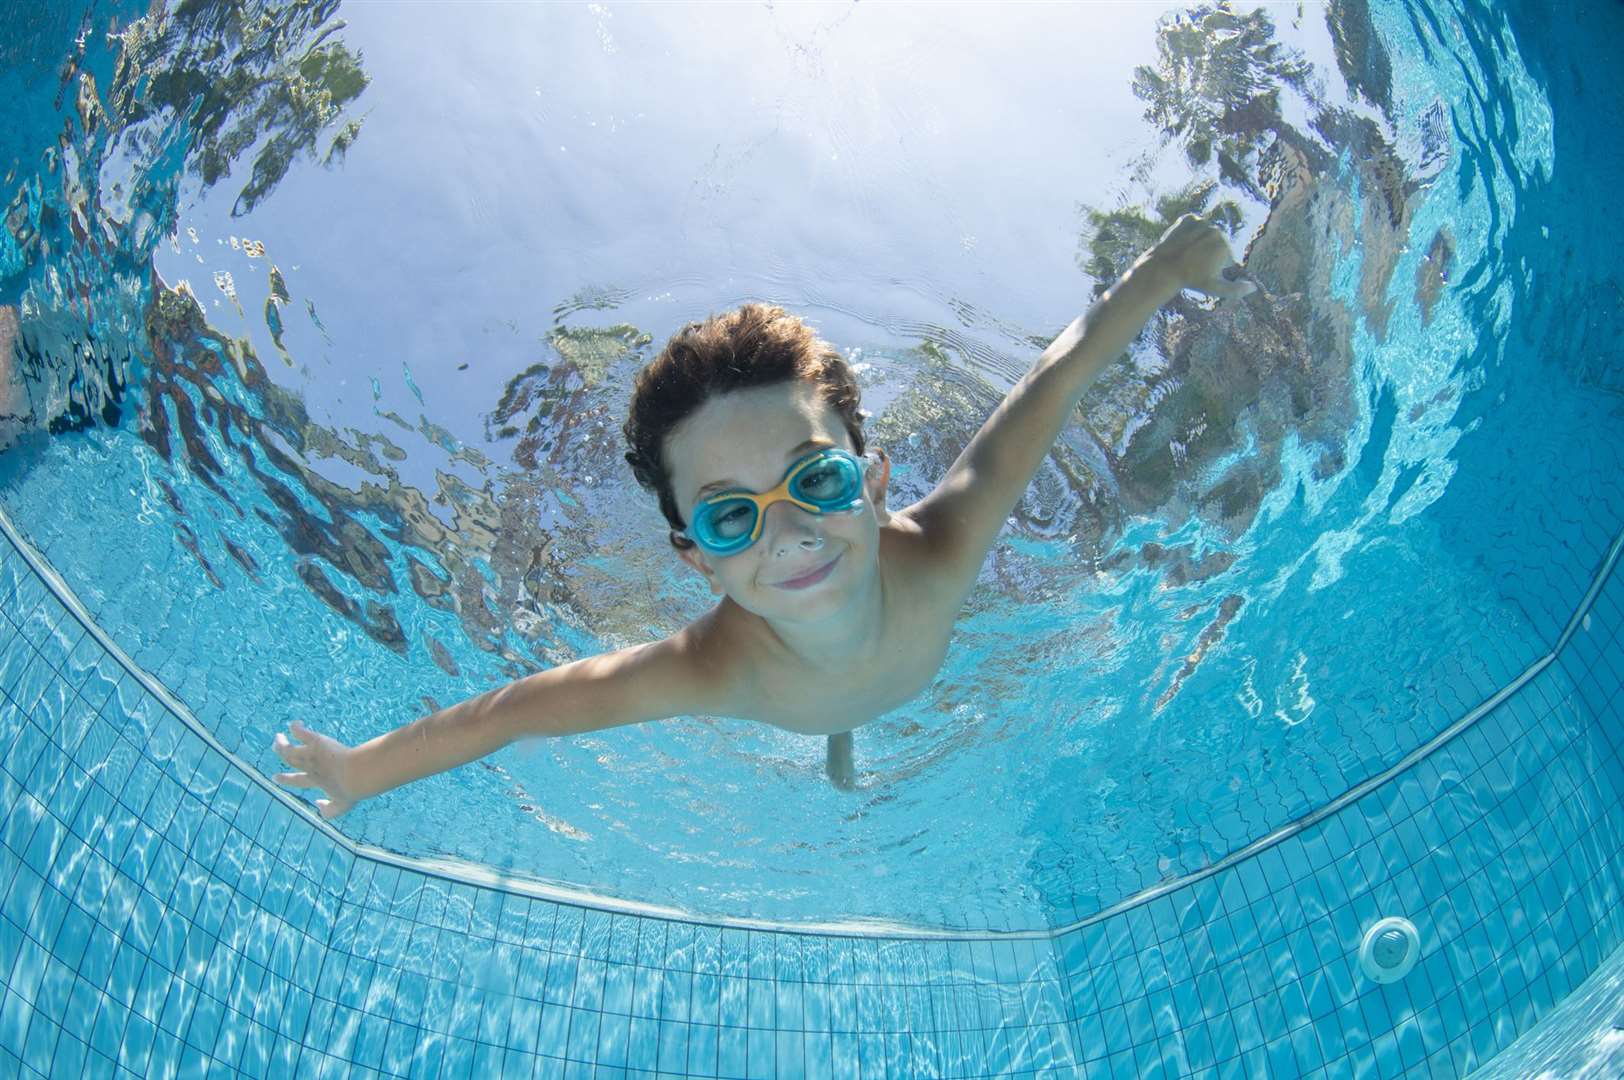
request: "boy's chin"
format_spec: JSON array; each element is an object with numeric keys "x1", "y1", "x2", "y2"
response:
[{"x1": 745, "y1": 594, "x2": 850, "y2": 625}]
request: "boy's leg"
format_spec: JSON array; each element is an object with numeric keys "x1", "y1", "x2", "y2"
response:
[{"x1": 825, "y1": 732, "x2": 855, "y2": 790}]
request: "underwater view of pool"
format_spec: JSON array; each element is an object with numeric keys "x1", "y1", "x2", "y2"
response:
[{"x1": 2, "y1": 0, "x2": 1622, "y2": 1076}]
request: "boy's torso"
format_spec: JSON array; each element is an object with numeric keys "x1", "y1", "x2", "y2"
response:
[{"x1": 695, "y1": 511, "x2": 967, "y2": 735}]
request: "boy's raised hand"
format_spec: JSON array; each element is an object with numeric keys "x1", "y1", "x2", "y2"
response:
[
  {"x1": 1142, "y1": 213, "x2": 1258, "y2": 300},
  {"x1": 272, "y1": 719, "x2": 361, "y2": 819}
]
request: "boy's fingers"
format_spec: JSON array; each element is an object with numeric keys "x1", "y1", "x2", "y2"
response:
[
  {"x1": 274, "y1": 771, "x2": 317, "y2": 788},
  {"x1": 273, "y1": 734, "x2": 308, "y2": 766}
]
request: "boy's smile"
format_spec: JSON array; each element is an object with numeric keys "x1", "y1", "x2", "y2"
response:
[{"x1": 772, "y1": 552, "x2": 841, "y2": 590}]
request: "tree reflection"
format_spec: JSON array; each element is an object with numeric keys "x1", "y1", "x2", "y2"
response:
[
  {"x1": 1131, "y1": 1, "x2": 1320, "y2": 199},
  {"x1": 2, "y1": 0, "x2": 371, "y2": 451},
  {"x1": 108, "y1": 0, "x2": 368, "y2": 216},
  {"x1": 1077, "y1": 181, "x2": 1243, "y2": 297}
]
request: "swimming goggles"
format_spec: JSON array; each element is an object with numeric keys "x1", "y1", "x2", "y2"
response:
[{"x1": 683, "y1": 447, "x2": 870, "y2": 556}]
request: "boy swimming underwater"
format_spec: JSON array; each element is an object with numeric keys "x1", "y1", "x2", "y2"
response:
[{"x1": 272, "y1": 215, "x2": 1253, "y2": 811}]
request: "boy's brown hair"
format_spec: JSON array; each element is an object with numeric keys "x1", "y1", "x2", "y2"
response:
[{"x1": 623, "y1": 303, "x2": 868, "y2": 551}]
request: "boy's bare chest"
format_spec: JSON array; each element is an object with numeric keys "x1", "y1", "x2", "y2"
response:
[
  {"x1": 742, "y1": 564, "x2": 959, "y2": 736},
  {"x1": 750, "y1": 636, "x2": 950, "y2": 734},
  {"x1": 745, "y1": 637, "x2": 949, "y2": 735}
]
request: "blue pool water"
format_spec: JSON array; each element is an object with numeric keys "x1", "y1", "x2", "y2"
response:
[
  {"x1": 2, "y1": 0, "x2": 1623, "y2": 1076},
  {"x1": 0, "y1": 0, "x2": 1607, "y2": 934}
]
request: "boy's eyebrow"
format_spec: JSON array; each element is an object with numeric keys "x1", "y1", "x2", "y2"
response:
[{"x1": 695, "y1": 438, "x2": 831, "y2": 498}]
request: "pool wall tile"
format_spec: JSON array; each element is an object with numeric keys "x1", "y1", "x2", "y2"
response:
[
  {"x1": 1146, "y1": 543, "x2": 1624, "y2": 1080},
  {"x1": 3, "y1": 514, "x2": 1624, "y2": 1077}
]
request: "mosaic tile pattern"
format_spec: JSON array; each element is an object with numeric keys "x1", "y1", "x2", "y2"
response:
[
  {"x1": 1055, "y1": 622, "x2": 1624, "y2": 1079},
  {"x1": 1, "y1": 520, "x2": 1622, "y2": 1078},
  {"x1": 1466, "y1": 412, "x2": 1624, "y2": 660},
  {"x1": 1466, "y1": 911, "x2": 1624, "y2": 1080}
]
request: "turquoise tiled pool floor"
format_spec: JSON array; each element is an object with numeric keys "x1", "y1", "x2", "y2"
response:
[
  {"x1": 1, "y1": 518, "x2": 1623, "y2": 1078},
  {"x1": 1466, "y1": 927, "x2": 1624, "y2": 1079}
]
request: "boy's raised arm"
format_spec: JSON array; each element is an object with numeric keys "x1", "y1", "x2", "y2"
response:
[
  {"x1": 272, "y1": 630, "x2": 719, "y2": 819},
  {"x1": 906, "y1": 215, "x2": 1253, "y2": 588}
]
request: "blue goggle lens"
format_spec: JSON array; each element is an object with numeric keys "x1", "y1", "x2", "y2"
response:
[{"x1": 689, "y1": 449, "x2": 867, "y2": 555}]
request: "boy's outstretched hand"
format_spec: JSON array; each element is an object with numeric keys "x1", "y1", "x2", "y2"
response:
[
  {"x1": 1142, "y1": 214, "x2": 1258, "y2": 300},
  {"x1": 273, "y1": 719, "x2": 361, "y2": 819}
]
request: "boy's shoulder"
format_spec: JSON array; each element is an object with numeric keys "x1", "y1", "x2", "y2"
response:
[{"x1": 657, "y1": 606, "x2": 751, "y2": 717}]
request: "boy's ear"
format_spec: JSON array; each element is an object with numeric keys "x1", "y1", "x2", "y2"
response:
[
  {"x1": 866, "y1": 447, "x2": 892, "y2": 522},
  {"x1": 677, "y1": 545, "x2": 727, "y2": 596}
]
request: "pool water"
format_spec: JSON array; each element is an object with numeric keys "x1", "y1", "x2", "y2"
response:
[{"x1": 1, "y1": 0, "x2": 1623, "y2": 1076}]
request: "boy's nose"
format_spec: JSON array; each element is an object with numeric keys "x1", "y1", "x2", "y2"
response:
[{"x1": 762, "y1": 500, "x2": 822, "y2": 555}]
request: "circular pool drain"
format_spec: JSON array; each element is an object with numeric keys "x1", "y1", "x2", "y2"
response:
[{"x1": 1359, "y1": 916, "x2": 1421, "y2": 983}]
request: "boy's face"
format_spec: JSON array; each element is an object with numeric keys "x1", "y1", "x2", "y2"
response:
[{"x1": 665, "y1": 381, "x2": 889, "y2": 622}]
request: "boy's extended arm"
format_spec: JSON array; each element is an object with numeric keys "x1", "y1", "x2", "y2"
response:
[
  {"x1": 273, "y1": 629, "x2": 719, "y2": 818},
  {"x1": 905, "y1": 215, "x2": 1253, "y2": 588}
]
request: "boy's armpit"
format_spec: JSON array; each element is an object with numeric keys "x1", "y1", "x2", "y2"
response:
[{"x1": 889, "y1": 493, "x2": 1002, "y2": 609}]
